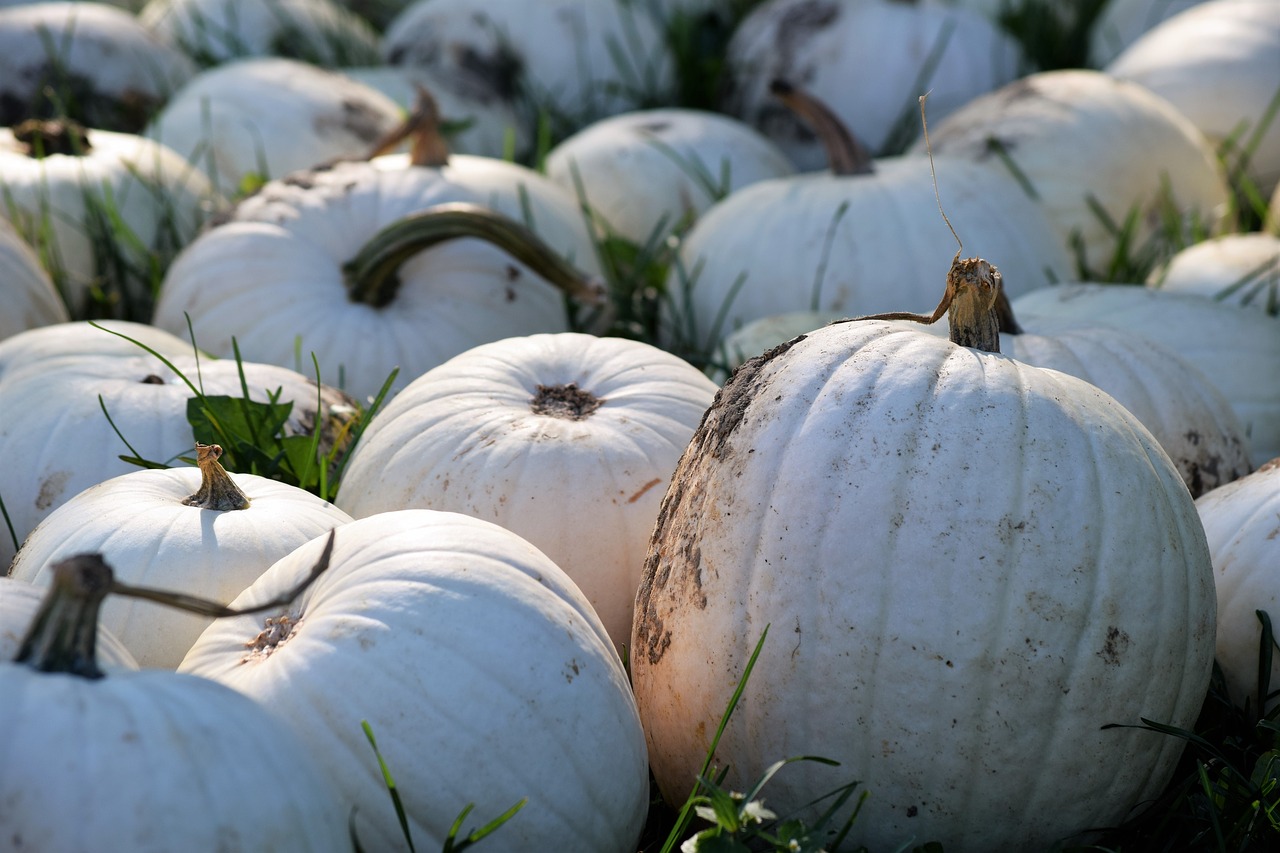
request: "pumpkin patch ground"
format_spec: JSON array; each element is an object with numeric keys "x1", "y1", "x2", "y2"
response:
[{"x1": 3, "y1": 0, "x2": 1280, "y2": 851}]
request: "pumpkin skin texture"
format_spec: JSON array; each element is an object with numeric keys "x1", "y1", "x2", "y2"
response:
[
  {"x1": 0, "y1": 319, "x2": 190, "y2": 386},
  {"x1": 0, "y1": 651, "x2": 350, "y2": 852},
  {"x1": 9, "y1": 456, "x2": 353, "y2": 669},
  {"x1": 1195, "y1": 459, "x2": 1280, "y2": 712},
  {"x1": 1012, "y1": 282, "x2": 1280, "y2": 467},
  {"x1": 335, "y1": 332, "x2": 719, "y2": 650},
  {"x1": 632, "y1": 320, "x2": 1216, "y2": 851},
  {"x1": 180, "y1": 511, "x2": 650, "y2": 853}
]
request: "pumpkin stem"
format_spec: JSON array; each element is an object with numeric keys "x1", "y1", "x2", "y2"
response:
[
  {"x1": 834, "y1": 253, "x2": 1005, "y2": 353},
  {"x1": 14, "y1": 554, "x2": 112, "y2": 679},
  {"x1": 342, "y1": 202, "x2": 607, "y2": 309},
  {"x1": 13, "y1": 117, "x2": 92, "y2": 158},
  {"x1": 183, "y1": 443, "x2": 251, "y2": 512},
  {"x1": 769, "y1": 79, "x2": 875, "y2": 176},
  {"x1": 364, "y1": 84, "x2": 451, "y2": 168}
]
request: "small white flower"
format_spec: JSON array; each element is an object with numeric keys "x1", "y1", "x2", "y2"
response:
[
  {"x1": 681, "y1": 828, "x2": 716, "y2": 853},
  {"x1": 740, "y1": 799, "x2": 776, "y2": 824},
  {"x1": 788, "y1": 841, "x2": 801, "y2": 852},
  {"x1": 694, "y1": 805, "x2": 718, "y2": 824}
]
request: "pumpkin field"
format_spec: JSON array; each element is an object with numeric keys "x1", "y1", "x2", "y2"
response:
[{"x1": 2, "y1": 0, "x2": 1280, "y2": 850}]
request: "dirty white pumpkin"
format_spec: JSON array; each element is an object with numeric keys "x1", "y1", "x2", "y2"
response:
[
  {"x1": 0, "y1": 349, "x2": 354, "y2": 566},
  {"x1": 0, "y1": 217, "x2": 67, "y2": 342},
  {"x1": 9, "y1": 444, "x2": 353, "y2": 668},
  {"x1": 1012, "y1": 282, "x2": 1280, "y2": 466},
  {"x1": 180, "y1": 510, "x2": 650, "y2": 852},
  {"x1": 382, "y1": 0, "x2": 675, "y2": 141},
  {"x1": 145, "y1": 57, "x2": 403, "y2": 197},
  {"x1": 139, "y1": 0, "x2": 380, "y2": 67},
  {"x1": 912, "y1": 69, "x2": 1233, "y2": 276},
  {"x1": 0, "y1": 319, "x2": 191, "y2": 386},
  {"x1": 153, "y1": 159, "x2": 603, "y2": 402},
  {"x1": 0, "y1": 1, "x2": 196, "y2": 132},
  {"x1": 0, "y1": 120, "x2": 215, "y2": 319},
  {"x1": 0, "y1": 553, "x2": 350, "y2": 852},
  {"x1": 1106, "y1": 0, "x2": 1280, "y2": 198},
  {"x1": 335, "y1": 333, "x2": 718, "y2": 650},
  {"x1": 1195, "y1": 458, "x2": 1280, "y2": 712},
  {"x1": 544, "y1": 107, "x2": 797, "y2": 244},
  {"x1": 1148, "y1": 232, "x2": 1279, "y2": 314},
  {"x1": 632, "y1": 260, "x2": 1216, "y2": 851},
  {"x1": 722, "y1": 0, "x2": 1023, "y2": 169}
]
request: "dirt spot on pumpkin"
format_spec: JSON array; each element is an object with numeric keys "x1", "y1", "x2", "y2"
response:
[
  {"x1": 35, "y1": 470, "x2": 72, "y2": 510},
  {"x1": 1097, "y1": 626, "x2": 1130, "y2": 666},
  {"x1": 313, "y1": 99, "x2": 392, "y2": 145},
  {"x1": 530, "y1": 383, "x2": 605, "y2": 420},
  {"x1": 627, "y1": 478, "x2": 663, "y2": 504}
]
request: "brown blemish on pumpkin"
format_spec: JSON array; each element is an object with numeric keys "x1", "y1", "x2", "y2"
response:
[
  {"x1": 1098, "y1": 626, "x2": 1130, "y2": 666},
  {"x1": 627, "y1": 478, "x2": 663, "y2": 504},
  {"x1": 530, "y1": 383, "x2": 604, "y2": 420},
  {"x1": 313, "y1": 99, "x2": 393, "y2": 145},
  {"x1": 634, "y1": 339, "x2": 800, "y2": 666},
  {"x1": 139, "y1": 374, "x2": 166, "y2": 384},
  {"x1": 35, "y1": 470, "x2": 72, "y2": 510}
]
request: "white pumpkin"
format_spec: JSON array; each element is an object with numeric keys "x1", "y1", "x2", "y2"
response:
[
  {"x1": 335, "y1": 332, "x2": 718, "y2": 650},
  {"x1": 340, "y1": 65, "x2": 526, "y2": 158},
  {"x1": 0, "y1": 576, "x2": 136, "y2": 669},
  {"x1": 721, "y1": 0, "x2": 1023, "y2": 169},
  {"x1": 0, "y1": 319, "x2": 191, "y2": 386},
  {"x1": 0, "y1": 552, "x2": 350, "y2": 851},
  {"x1": 0, "y1": 1, "x2": 196, "y2": 132},
  {"x1": 1195, "y1": 458, "x2": 1280, "y2": 712},
  {"x1": 544, "y1": 107, "x2": 797, "y2": 245},
  {"x1": 381, "y1": 0, "x2": 676, "y2": 140},
  {"x1": 9, "y1": 444, "x2": 353, "y2": 668},
  {"x1": 665, "y1": 154, "x2": 1072, "y2": 356},
  {"x1": 153, "y1": 159, "x2": 603, "y2": 402},
  {"x1": 139, "y1": 0, "x2": 381, "y2": 67},
  {"x1": 632, "y1": 262, "x2": 1216, "y2": 850},
  {"x1": 1012, "y1": 282, "x2": 1280, "y2": 466},
  {"x1": 145, "y1": 57, "x2": 403, "y2": 197},
  {"x1": 1106, "y1": 0, "x2": 1280, "y2": 198},
  {"x1": 180, "y1": 510, "x2": 650, "y2": 852},
  {"x1": 0, "y1": 349, "x2": 355, "y2": 566},
  {"x1": 0, "y1": 217, "x2": 67, "y2": 341},
  {"x1": 0, "y1": 121, "x2": 216, "y2": 319},
  {"x1": 912, "y1": 69, "x2": 1233, "y2": 276},
  {"x1": 1148, "y1": 232, "x2": 1279, "y2": 314},
  {"x1": 1089, "y1": 0, "x2": 1208, "y2": 65}
]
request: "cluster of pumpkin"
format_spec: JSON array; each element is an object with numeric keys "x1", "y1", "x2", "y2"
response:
[{"x1": 2, "y1": 0, "x2": 1279, "y2": 850}]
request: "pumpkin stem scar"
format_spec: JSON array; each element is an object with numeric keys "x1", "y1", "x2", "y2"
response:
[
  {"x1": 183, "y1": 443, "x2": 252, "y2": 512},
  {"x1": 530, "y1": 383, "x2": 606, "y2": 419}
]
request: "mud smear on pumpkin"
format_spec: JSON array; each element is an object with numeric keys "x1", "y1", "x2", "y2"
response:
[
  {"x1": 312, "y1": 98, "x2": 394, "y2": 146},
  {"x1": 634, "y1": 336, "x2": 801, "y2": 666}
]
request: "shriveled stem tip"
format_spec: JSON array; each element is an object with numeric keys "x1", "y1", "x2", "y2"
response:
[{"x1": 183, "y1": 443, "x2": 251, "y2": 511}]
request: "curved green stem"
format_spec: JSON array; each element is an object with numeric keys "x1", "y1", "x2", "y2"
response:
[{"x1": 342, "y1": 202, "x2": 606, "y2": 309}]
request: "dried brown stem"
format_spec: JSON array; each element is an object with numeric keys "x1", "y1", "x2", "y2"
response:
[
  {"x1": 769, "y1": 79, "x2": 875, "y2": 176},
  {"x1": 183, "y1": 443, "x2": 251, "y2": 512}
]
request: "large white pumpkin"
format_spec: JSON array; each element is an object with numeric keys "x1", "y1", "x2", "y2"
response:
[
  {"x1": 9, "y1": 444, "x2": 354, "y2": 668},
  {"x1": 1195, "y1": 458, "x2": 1280, "y2": 712},
  {"x1": 1012, "y1": 282, "x2": 1280, "y2": 466},
  {"x1": 1148, "y1": 232, "x2": 1279, "y2": 314},
  {"x1": 0, "y1": 121, "x2": 215, "y2": 319},
  {"x1": 1105, "y1": 0, "x2": 1280, "y2": 198},
  {"x1": 145, "y1": 57, "x2": 403, "y2": 197},
  {"x1": 335, "y1": 332, "x2": 718, "y2": 650},
  {"x1": 180, "y1": 511, "x2": 650, "y2": 852},
  {"x1": 0, "y1": 552, "x2": 350, "y2": 851},
  {"x1": 0, "y1": 217, "x2": 66, "y2": 341},
  {"x1": 912, "y1": 69, "x2": 1233, "y2": 276},
  {"x1": 632, "y1": 264, "x2": 1216, "y2": 850},
  {"x1": 153, "y1": 159, "x2": 603, "y2": 402},
  {"x1": 721, "y1": 0, "x2": 1023, "y2": 169}
]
